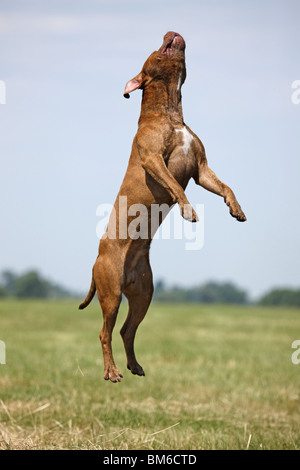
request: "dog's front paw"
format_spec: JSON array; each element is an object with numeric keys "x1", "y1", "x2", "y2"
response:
[
  {"x1": 226, "y1": 199, "x2": 246, "y2": 222},
  {"x1": 233, "y1": 210, "x2": 247, "y2": 222},
  {"x1": 180, "y1": 203, "x2": 199, "y2": 223}
]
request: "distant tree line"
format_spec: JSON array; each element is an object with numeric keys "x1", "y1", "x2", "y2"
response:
[
  {"x1": 0, "y1": 269, "x2": 300, "y2": 306},
  {"x1": 153, "y1": 280, "x2": 249, "y2": 304},
  {"x1": 258, "y1": 288, "x2": 300, "y2": 307},
  {"x1": 154, "y1": 281, "x2": 248, "y2": 304},
  {"x1": 0, "y1": 270, "x2": 74, "y2": 299},
  {"x1": 153, "y1": 280, "x2": 300, "y2": 307}
]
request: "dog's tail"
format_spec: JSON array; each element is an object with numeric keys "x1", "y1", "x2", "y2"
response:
[{"x1": 79, "y1": 275, "x2": 96, "y2": 310}]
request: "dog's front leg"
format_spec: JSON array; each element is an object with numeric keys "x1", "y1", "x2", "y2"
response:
[
  {"x1": 140, "y1": 150, "x2": 198, "y2": 222},
  {"x1": 196, "y1": 160, "x2": 246, "y2": 222}
]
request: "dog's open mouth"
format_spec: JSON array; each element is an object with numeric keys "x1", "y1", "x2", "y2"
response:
[{"x1": 160, "y1": 32, "x2": 185, "y2": 55}]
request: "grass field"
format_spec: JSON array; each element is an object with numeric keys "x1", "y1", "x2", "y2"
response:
[{"x1": 0, "y1": 299, "x2": 300, "y2": 450}]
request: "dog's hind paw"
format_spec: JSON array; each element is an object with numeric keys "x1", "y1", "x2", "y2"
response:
[
  {"x1": 104, "y1": 366, "x2": 123, "y2": 383},
  {"x1": 127, "y1": 363, "x2": 145, "y2": 377}
]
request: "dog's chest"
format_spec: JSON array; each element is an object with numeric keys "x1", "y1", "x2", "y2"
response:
[
  {"x1": 175, "y1": 127, "x2": 194, "y2": 155},
  {"x1": 166, "y1": 126, "x2": 196, "y2": 183}
]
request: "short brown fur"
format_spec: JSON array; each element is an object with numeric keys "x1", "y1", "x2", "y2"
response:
[{"x1": 79, "y1": 32, "x2": 246, "y2": 382}]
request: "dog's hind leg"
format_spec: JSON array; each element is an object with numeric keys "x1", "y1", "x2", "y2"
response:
[
  {"x1": 94, "y1": 249, "x2": 124, "y2": 383},
  {"x1": 121, "y1": 254, "x2": 154, "y2": 376},
  {"x1": 98, "y1": 291, "x2": 123, "y2": 382}
]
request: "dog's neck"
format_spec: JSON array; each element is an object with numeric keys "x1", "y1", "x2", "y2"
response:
[{"x1": 139, "y1": 79, "x2": 184, "y2": 125}]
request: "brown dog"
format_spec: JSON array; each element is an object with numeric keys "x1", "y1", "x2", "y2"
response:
[{"x1": 79, "y1": 32, "x2": 246, "y2": 382}]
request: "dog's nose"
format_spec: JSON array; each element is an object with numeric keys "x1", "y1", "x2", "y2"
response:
[
  {"x1": 164, "y1": 31, "x2": 185, "y2": 49},
  {"x1": 164, "y1": 31, "x2": 183, "y2": 41}
]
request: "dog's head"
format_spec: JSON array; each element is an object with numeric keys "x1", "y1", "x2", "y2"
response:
[{"x1": 123, "y1": 32, "x2": 186, "y2": 98}]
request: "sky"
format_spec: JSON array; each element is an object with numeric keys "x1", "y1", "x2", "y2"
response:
[{"x1": 0, "y1": 0, "x2": 299, "y2": 300}]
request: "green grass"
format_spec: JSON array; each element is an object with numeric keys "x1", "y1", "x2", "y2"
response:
[{"x1": 0, "y1": 299, "x2": 300, "y2": 449}]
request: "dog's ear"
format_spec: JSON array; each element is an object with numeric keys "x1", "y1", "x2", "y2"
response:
[{"x1": 123, "y1": 72, "x2": 144, "y2": 99}]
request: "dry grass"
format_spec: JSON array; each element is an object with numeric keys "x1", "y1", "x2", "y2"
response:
[{"x1": 0, "y1": 300, "x2": 300, "y2": 449}]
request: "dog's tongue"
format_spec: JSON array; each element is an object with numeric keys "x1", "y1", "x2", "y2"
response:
[
  {"x1": 160, "y1": 32, "x2": 185, "y2": 55},
  {"x1": 160, "y1": 32, "x2": 175, "y2": 54}
]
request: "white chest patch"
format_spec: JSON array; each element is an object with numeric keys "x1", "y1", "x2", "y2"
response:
[
  {"x1": 177, "y1": 73, "x2": 182, "y2": 92},
  {"x1": 176, "y1": 127, "x2": 193, "y2": 155}
]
